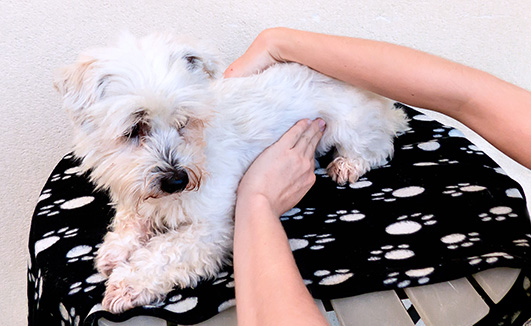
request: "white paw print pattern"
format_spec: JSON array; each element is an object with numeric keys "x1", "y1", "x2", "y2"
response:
[
  {"x1": 368, "y1": 244, "x2": 415, "y2": 261},
  {"x1": 348, "y1": 177, "x2": 372, "y2": 190},
  {"x1": 506, "y1": 188, "x2": 524, "y2": 199},
  {"x1": 385, "y1": 213, "x2": 437, "y2": 235},
  {"x1": 36, "y1": 196, "x2": 95, "y2": 217},
  {"x1": 34, "y1": 226, "x2": 80, "y2": 257},
  {"x1": 467, "y1": 252, "x2": 514, "y2": 266},
  {"x1": 372, "y1": 186, "x2": 425, "y2": 202},
  {"x1": 211, "y1": 271, "x2": 235, "y2": 289},
  {"x1": 323, "y1": 209, "x2": 365, "y2": 224},
  {"x1": 68, "y1": 273, "x2": 106, "y2": 295},
  {"x1": 164, "y1": 295, "x2": 199, "y2": 314},
  {"x1": 513, "y1": 239, "x2": 530, "y2": 247},
  {"x1": 306, "y1": 269, "x2": 354, "y2": 286},
  {"x1": 59, "y1": 302, "x2": 80, "y2": 326},
  {"x1": 280, "y1": 207, "x2": 315, "y2": 221},
  {"x1": 413, "y1": 158, "x2": 460, "y2": 167},
  {"x1": 478, "y1": 206, "x2": 518, "y2": 222},
  {"x1": 50, "y1": 166, "x2": 83, "y2": 182},
  {"x1": 28, "y1": 263, "x2": 43, "y2": 309},
  {"x1": 289, "y1": 233, "x2": 336, "y2": 251},
  {"x1": 461, "y1": 144, "x2": 484, "y2": 155},
  {"x1": 384, "y1": 267, "x2": 435, "y2": 288},
  {"x1": 432, "y1": 126, "x2": 453, "y2": 138},
  {"x1": 66, "y1": 244, "x2": 96, "y2": 263},
  {"x1": 443, "y1": 183, "x2": 486, "y2": 197},
  {"x1": 440, "y1": 232, "x2": 481, "y2": 249}
]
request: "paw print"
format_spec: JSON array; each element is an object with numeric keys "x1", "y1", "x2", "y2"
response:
[
  {"x1": 443, "y1": 183, "x2": 486, "y2": 197},
  {"x1": 432, "y1": 126, "x2": 452, "y2": 138},
  {"x1": 368, "y1": 244, "x2": 415, "y2": 261},
  {"x1": 417, "y1": 140, "x2": 441, "y2": 151},
  {"x1": 478, "y1": 206, "x2": 518, "y2": 222},
  {"x1": 513, "y1": 239, "x2": 530, "y2": 247},
  {"x1": 383, "y1": 267, "x2": 435, "y2": 288},
  {"x1": 348, "y1": 177, "x2": 373, "y2": 189},
  {"x1": 36, "y1": 196, "x2": 95, "y2": 217},
  {"x1": 308, "y1": 269, "x2": 354, "y2": 286},
  {"x1": 211, "y1": 271, "x2": 235, "y2": 289},
  {"x1": 467, "y1": 252, "x2": 514, "y2": 266},
  {"x1": 323, "y1": 209, "x2": 365, "y2": 224},
  {"x1": 280, "y1": 207, "x2": 316, "y2": 221},
  {"x1": 163, "y1": 296, "x2": 199, "y2": 314},
  {"x1": 385, "y1": 213, "x2": 437, "y2": 235},
  {"x1": 440, "y1": 232, "x2": 481, "y2": 249},
  {"x1": 34, "y1": 226, "x2": 80, "y2": 257},
  {"x1": 372, "y1": 186, "x2": 425, "y2": 202},
  {"x1": 37, "y1": 188, "x2": 52, "y2": 203},
  {"x1": 289, "y1": 233, "x2": 336, "y2": 251},
  {"x1": 68, "y1": 273, "x2": 106, "y2": 295},
  {"x1": 413, "y1": 158, "x2": 459, "y2": 167},
  {"x1": 461, "y1": 144, "x2": 485, "y2": 155},
  {"x1": 66, "y1": 244, "x2": 97, "y2": 263},
  {"x1": 28, "y1": 265, "x2": 43, "y2": 309},
  {"x1": 59, "y1": 302, "x2": 80, "y2": 326},
  {"x1": 50, "y1": 166, "x2": 83, "y2": 182}
]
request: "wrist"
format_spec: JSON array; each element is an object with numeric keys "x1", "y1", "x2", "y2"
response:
[
  {"x1": 260, "y1": 27, "x2": 297, "y2": 64},
  {"x1": 235, "y1": 192, "x2": 278, "y2": 220}
]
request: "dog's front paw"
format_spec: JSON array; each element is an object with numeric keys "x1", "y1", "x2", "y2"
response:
[
  {"x1": 327, "y1": 156, "x2": 365, "y2": 185},
  {"x1": 95, "y1": 231, "x2": 140, "y2": 276},
  {"x1": 95, "y1": 247, "x2": 126, "y2": 277},
  {"x1": 102, "y1": 271, "x2": 164, "y2": 314}
]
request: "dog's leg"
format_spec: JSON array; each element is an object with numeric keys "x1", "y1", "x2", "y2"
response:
[
  {"x1": 102, "y1": 222, "x2": 232, "y2": 313},
  {"x1": 95, "y1": 209, "x2": 151, "y2": 277}
]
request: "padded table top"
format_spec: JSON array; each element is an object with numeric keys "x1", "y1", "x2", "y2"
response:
[{"x1": 28, "y1": 104, "x2": 531, "y2": 325}]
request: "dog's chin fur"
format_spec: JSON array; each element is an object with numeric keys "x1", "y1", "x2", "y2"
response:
[{"x1": 55, "y1": 32, "x2": 409, "y2": 313}]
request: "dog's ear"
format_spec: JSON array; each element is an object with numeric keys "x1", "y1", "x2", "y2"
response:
[
  {"x1": 179, "y1": 45, "x2": 223, "y2": 79},
  {"x1": 184, "y1": 52, "x2": 221, "y2": 79},
  {"x1": 54, "y1": 55, "x2": 111, "y2": 129},
  {"x1": 54, "y1": 56, "x2": 107, "y2": 115}
]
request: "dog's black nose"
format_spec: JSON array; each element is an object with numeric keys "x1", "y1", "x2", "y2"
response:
[{"x1": 160, "y1": 169, "x2": 189, "y2": 193}]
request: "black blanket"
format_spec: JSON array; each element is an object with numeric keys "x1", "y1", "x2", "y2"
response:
[{"x1": 28, "y1": 104, "x2": 531, "y2": 325}]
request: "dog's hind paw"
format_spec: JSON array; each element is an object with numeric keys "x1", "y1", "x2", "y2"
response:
[{"x1": 326, "y1": 156, "x2": 366, "y2": 185}]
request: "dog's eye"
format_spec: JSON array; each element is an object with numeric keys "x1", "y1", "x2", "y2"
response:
[
  {"x1": 184, "y1": 54, "x2": 201, "y2": 70},
  {"x1": 124, "y1": 121, "x2": 149, "y2": 143},
  {"x1": 175, "y1": 117, "x2": 189, "y2": 131}
]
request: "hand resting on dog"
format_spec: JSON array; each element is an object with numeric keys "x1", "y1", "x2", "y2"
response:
[{"x1": 230, "y1": 28, "x2": 531, "y2": 325}]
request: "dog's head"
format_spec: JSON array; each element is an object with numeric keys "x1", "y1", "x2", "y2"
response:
[{"x1": 55, "y1": 33, "x2": 222, "y2": 206}]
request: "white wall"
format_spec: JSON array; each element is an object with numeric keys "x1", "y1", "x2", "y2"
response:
[{"x1": 1, "y1": 1, "x2": 530, "y2": 325}]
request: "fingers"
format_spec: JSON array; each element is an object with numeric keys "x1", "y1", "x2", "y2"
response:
[
  {"x1": 291, "y1": 119, "x2": 326, "y2": 158},
  {"x1": 304, "y1": 119, "x2": 326, "y2": 157}
]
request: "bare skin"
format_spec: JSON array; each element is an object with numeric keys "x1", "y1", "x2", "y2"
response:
[
  {"x1": 230, "y1": 28, "x2": 531, "y2": 325},
  {"x1": 234, "y1": 119, "x2": 328, "y2": 326},
  {"x1": 225, "y1": 27, "x2": 531, "y2": 169}
]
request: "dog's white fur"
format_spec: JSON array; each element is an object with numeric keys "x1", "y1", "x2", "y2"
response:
[{"x1": 54, "y1": 32, "x2": 408, "y2": 313}]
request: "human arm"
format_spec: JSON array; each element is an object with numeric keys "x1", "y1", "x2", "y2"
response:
[
  {"x1": 224, "y1": 28, "x2": 531, "y2": 169},
  {"x1": 233, "y1": 118, "x2": 329, "y2": 326}
]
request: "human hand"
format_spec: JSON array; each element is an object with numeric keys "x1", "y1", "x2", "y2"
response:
[
  {"x1": 236, "y1": 118, "x2": 326, "y2": 217},
  {"x1": 224, "y1": 28, "x2": 291, "y2": 78}
]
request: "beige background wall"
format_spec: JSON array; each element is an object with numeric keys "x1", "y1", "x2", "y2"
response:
[{"x1": 1, "y1": 1, "x2": 530, "y2": 325}]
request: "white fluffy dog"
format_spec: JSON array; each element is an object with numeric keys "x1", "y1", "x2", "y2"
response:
[{"x1": 54, "y1": 32, "x2": 408, "y2": 313}]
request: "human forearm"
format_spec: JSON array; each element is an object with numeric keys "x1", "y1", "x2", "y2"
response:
[
  {"x1": 233, "y1": 196, "x2": 328, "y2": 326},
  {"x1": 228, "y1": 28, "x2": 531, "y2": 168}
]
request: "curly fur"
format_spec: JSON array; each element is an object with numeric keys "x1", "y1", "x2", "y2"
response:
[{"x1": 54, "y1": 32, "x2": 409, "y2": 313}]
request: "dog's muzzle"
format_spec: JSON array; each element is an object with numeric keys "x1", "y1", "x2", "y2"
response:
[{"x1": 160, "y1": 169, "x2": 189, "y2": 194}]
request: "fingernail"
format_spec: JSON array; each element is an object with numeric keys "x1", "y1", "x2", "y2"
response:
[{"x1": 318, "y1": 119, "x2": 326, "y2": 132}]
